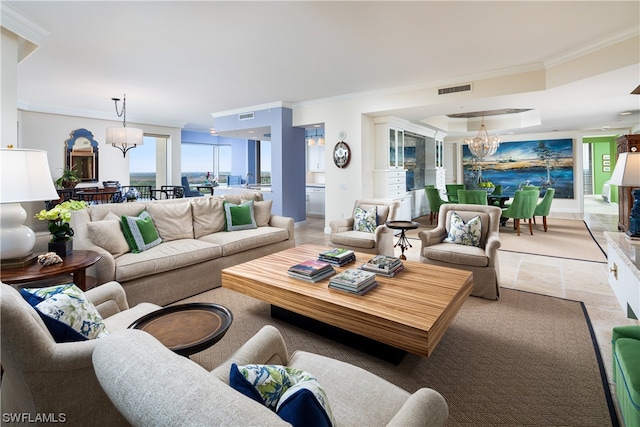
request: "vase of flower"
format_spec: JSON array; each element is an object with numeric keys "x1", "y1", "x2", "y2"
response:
[
  {"x1": 35, "y1": 200, "x2": 87, "y2": 257},
  {"x1": 48, "y1": 238, "x2": 73, "y2": 257}
]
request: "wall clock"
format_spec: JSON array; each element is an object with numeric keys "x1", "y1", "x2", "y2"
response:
[{"x1": 333, "y1": 141, "x2": 351, "y2": 168}]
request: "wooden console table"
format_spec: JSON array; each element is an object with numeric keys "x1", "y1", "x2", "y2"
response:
[{"x1": 0, "y1": 250, "x2": 101, "y2": 291}]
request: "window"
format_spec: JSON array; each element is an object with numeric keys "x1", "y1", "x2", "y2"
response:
[
  {"x1": 181, "y1": 143, "x2": 232, "y2": 185},
  {"x1": 257, "y1": 140, "x2": 271, "y2": 184},
  {"x1": 129, "y1": 136, "x2": 168, "y2": 187}
]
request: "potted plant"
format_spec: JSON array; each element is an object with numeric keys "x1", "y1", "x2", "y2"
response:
[
  {"x1": 35, "y1": 200, "x2": 87, "y2": 257},
  {"x1": 54, "y1": 167, "x2": 80, "y2": 189}
]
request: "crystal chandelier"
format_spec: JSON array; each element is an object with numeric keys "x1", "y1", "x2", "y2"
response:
[{"x1": 464, "y1": 118, "x2": 500, "y2": 159}]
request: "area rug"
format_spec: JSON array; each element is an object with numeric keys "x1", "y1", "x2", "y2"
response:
[
  {"x1": 406, "y1": 216, "x2": 607, "y2": 263},
  {"x1": 180, "y1": 287, "x2": 618, "y2": 426}
]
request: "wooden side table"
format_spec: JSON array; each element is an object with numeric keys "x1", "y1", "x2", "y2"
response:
[{"x1": 0, "y1": 250, "x2": 101, "y2": 291}]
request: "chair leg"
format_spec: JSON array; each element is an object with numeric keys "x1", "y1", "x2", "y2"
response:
[
  {"x1": 543, "y1": 216, "x2": 548, "y2": 232},
  {"x1": 515, "y1": 219, "x2": 520, "y2": 236},
  {"x1": 528, "y1": 218, "x2": 533, "y2": 235},
  {"x1": 533, "y1": 216, "x2": 537, "y2": 224},
  {"x1": 430, "y1": 212, "x2": 433, "y2": 225}
]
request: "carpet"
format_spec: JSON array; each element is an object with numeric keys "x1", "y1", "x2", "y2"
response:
[
  {"x1": 406, "y1": 216, "x2": 607, "y2": 263},
  {"x1": 180, "y1": 287, "x2": 618, "y2": 426}
]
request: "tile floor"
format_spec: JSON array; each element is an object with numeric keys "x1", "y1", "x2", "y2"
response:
[{"x1": 296, "y1": 194, "x2": 639, "y2": 423}]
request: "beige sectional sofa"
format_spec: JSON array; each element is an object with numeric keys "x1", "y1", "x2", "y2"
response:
[{"x1": 71, "y1": 193, "x2": 294, "y2": 306}]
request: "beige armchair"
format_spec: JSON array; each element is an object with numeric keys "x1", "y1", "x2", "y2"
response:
[
  {"x1": 0, "y1": 281, "x2": 161, "y2": 425},
  {"x1": 329, "y1": 199, "x2": 400, "y2": 257},
  {"x1": 93, "y1": 325, "x2": 449, "y2": 426},
  {"x1": 418, "y1": 204, "x2": 502, "y2": 300}
]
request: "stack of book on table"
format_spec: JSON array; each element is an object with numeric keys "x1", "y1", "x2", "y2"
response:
[
  {"x1": 359, "y1": 254, "x2": 404, "y2": 277},
  {"x1": 329, "y1": 269, "x2": 377, "y2": 295},
  {"x1": 288, "y1": 259, "x2": 336, "y2": 283},
  {"x1": 318, "y1": 248, "x2": 356, "y2": 266}
]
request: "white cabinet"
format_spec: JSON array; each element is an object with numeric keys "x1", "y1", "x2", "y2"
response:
[
  {"x1": 307, "y1": 145, "x2": 325, "y2": 172},
  {"x1": 605, "y1": 231, "x2": 640, "y2": 319},
  {"x1": 306, "y1": 186, "x2": 325, "y2": 217},
  {"x1": 373, "y1": 170, "x2": 406, "y2": 198}
]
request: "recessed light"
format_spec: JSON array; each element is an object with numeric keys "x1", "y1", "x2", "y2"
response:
[
  {"x1": 620, "y1": 111, "x2": 632, "y2": 116},
  {"x1": 248, "y1": 130, "x2": 255, "y2": 134},
  {"x1": 602, "y1": 126, "x2": 611, "y2": 129}
]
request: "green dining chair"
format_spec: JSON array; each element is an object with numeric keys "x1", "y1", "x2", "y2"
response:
[
  {"x1": 445, "y1": 184, "x2": 464, "y2": 203},
  {"x1": 521, "y1": 185, "x2": 540, "y2": 191},
  {"x1": 501, "y1": 190, "x2": 539, "y2": 236},
  {"x1": 457, "y1": 189, "x2": 488, "y2": 205},
  {"x1": 532, "y1": 188, "x2": 555, "y2": 232},
  {"x1": 425, "y1": 187, "x2": 448, "y2": 224},
  {"x1": 490, "y1": 185, "x2": 503, "y2": 206}
]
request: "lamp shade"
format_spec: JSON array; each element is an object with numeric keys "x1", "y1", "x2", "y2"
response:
[
  {"x1": 105, "y1": 127, "x2": 144, "y2": 146},
  {"x1": 0, "y1": 148, "x2": 59, "y2": 203},
  {"x1": 609, "y1": 152, "x2": 640, "y2": 187}
]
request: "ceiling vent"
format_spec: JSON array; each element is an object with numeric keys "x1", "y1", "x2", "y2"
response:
[
  {"x1": 238, "y1": 112, "x2": 254, "y2": 121},
  {"x1": 438, "y1": 84, "x2": 472, "y2": 95}
]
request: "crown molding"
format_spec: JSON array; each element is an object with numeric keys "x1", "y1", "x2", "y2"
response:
[
  {"x1": 211, "y1": 101, "x2": 293, "y2": 119},
  {"x1": 1, "y1": 2, "x2": 49, "y2": 61}
]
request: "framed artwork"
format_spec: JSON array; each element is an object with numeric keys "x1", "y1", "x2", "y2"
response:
[
  {"x1": 603, "y1": 166, "x2": 611, "y2": 172},
  {"x1": 462, "y1": 138, "x2": 574, "y2": 199},
  {"x1": 603, "y1": 160, "x2": 610, "y2": 166},
  {"x1": 602, "y1": 154, "x2": 611, "y2": 160}
]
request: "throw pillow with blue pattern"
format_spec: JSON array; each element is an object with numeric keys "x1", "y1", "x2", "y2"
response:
[
  {"x1": 230, "y1": 363, "x2": 335, "y2": 427},
  {"x1": 353, "y1": 206, "x2": 377, "y2": 233},
  {"x1": 20, "y1": 284, "x2": 109, "y2": 343},
  {"x1": 444, "y1": 211, "x2": 482, "y2": 247}
]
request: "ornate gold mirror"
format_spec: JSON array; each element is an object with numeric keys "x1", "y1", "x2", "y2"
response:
[{"x1": 65, "y1": 128, "x2": 99, "y2": 182}]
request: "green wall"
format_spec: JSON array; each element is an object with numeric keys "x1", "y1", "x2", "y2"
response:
[{"x1": 584, "y1": 136, "x2": 618, "y2": 202}]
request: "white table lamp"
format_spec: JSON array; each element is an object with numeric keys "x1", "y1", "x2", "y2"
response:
[
  {"x1": 609, "y1": 151, "x2": 640, "y2": 239},
  {"x1": 0, "y1": 148, "x2": 59, "y2": 262}
]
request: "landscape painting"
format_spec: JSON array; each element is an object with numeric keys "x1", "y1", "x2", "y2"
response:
[{"x1": 462, "y1": 138, "x2": 574, "y2": 199}]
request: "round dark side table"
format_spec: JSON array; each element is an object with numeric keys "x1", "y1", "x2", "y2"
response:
[
  {"x1": 129, "y1": 303, "x2": 233, "y2": 357},
  {"x1": 385, "y1": 220, "x2": 420, "y2": 260}
]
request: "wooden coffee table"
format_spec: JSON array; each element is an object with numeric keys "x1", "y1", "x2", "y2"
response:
[
  {"x1": 129, "y1": 303, "x2": 233, "y2": 357},
  {"x1": 222, "y1": 244, "x2": 472, "y2": 359}
]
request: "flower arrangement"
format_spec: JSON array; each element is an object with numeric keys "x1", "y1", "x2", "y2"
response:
[
  {"x1": 478, "y1": 181, "x2": 495, "y2": 189},
  {"x1": 35, "y1": 200, "x2": 87, "y2": 242},
  {"x1": 204, "y1": 172, "x2": 219, "y2": 187}
]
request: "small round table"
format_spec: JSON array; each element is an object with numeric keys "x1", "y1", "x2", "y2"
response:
[
  {"x1": 129, "y1": 303, "x2": 233, "y2": 357},
  {"x1": 385, "y1": 220, "x2": 420, "y2": 260}
]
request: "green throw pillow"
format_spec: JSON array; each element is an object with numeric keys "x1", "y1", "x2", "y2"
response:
[
  {"x1": 224, "y1": 200, "x2": 257, "y2": 231},
  {"x1": 20, "y1": 284, "x2": 109, "y2": 343},
  {"x1": 121, "y1": 210, "x2": 162, "y2": 253},
  {"x1": 353, "y1": 206, "x2": 377, "y2": 233},
  {"x1": 444, "y1": 211, "x2": 482, "y2": 247},
  {"x1": 230, "y1": 363, "x2": 335, "y2": 427}
]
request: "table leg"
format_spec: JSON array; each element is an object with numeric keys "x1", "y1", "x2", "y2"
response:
[
  {"x1": 73, "y1": 268, "x2": 87, "y2": 291},
  {"x1": 394, "y1": 230, "x2": 412, "y2": 260}
]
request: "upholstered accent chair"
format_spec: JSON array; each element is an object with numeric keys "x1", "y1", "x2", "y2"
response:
[
  {"x1": 329, "y1": 199, "x2": 400, "y2": 256},
  {"x1": 181, "y1": 176, "x2": 204, "y2": 197},
  {"x1": 93, "y1": 325, "x2": 449, "y2": 426},
  {"x1": 418, "y1": 204, "x2": 502, "y2": 300},
  {"x1": 457, "y1": 189, "x2": 488, "y2": 205},
  {"x1": 0, "y1": 281, "x2": 160, "y2": 425},
  {"x1": 425, "y1": 187, "x2": 449, "y2": 224},
  {"x1": 501, "y1": 189, "x2": 539, "y2": 236},
  {"x1": 532, "y1": 188, "x2": 555, "y2": 232}
]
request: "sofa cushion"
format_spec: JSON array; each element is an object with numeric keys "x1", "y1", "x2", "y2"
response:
[
  {"x1": 121, "y1": 210, "x2": 163, "y2": 253},
  {"x1": 423, "y1": 242, "x2": 488, "y2": 267},
  {"x1": 191, "y1": 197, "x2": 226, "y2": 238},
  {"x1": 328, "y1": 230, "x2": 375, "y2": 249},
  {"x1": 199, "y1": 227, "x2": 289, "y2": 256},
  {"x1": 230, "y1": 363, "x2": 335, "y2": 427},
  {"x1": 224, "y1": 200, "x2": 257, "y2": 231},
  {"x1": 223, "y1": 192, "x2": 263, "y2": 205},
  {"x1": 87, "y1": 212, "x2": 130, "y2": 257},
  {"x1": 114, "y1": 239, "x2": 222, "y2": 282},
  {"x1": 20, "y1": 284, "x2": 109, "y2": 343},
  {"x1": 146, "y1": 201, "x2": 194, "y2": 241},
  {"x1": 444, "y1": 211, "x2": 482, "y2": 247},
  {"x1": 254, "y1": 200, "x2": 273, "y2": 227},
  {"x1": 353, "y1": 206, "x2": 377, "y2": 233}
]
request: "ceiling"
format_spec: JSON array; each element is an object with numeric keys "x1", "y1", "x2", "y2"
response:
[{"x1": 6, "y1": 1, "x2": 640, "y2": 140}]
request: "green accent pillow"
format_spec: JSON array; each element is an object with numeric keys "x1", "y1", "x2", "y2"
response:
[
  {"x1": 20, "y1": 284, "x2": 109, "y2": 343},
  {"x1": 444, "y1": 211, "x2": 482, "y2": 247},
  {"x1": 224, "y1": 200, "x2": 257, "y2": 231},
  {"x1": 230, "y1": 363, "x2": 335, "y2": 427},
  {"x1": 121, "y1": 210, "x2": 162, "y2": 253},
  {"x1": 353, "y1": 206, "x2": 377, "y2": 233}
]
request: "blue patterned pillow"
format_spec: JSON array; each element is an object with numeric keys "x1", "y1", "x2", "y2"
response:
[
  {"x1": 230, "y1": 363, "x2": 335, "y2": 427},
  {"x1": 20, "y1": 284, "x2": 109, "y2": 343},
  {"x1": 353, "y1": 206, "x2": 377, "y2": 233},
  {"x1": 444, "y1": 211, "x2": 482, "y2": 247}
]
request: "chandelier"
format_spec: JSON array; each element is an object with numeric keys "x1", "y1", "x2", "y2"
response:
[
  {"x1": 106, "y1": 94, "x2": 143, "y2": 157},
  {"x1": 464, "y1": 118, "x2": 500, "y2": 159}
]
